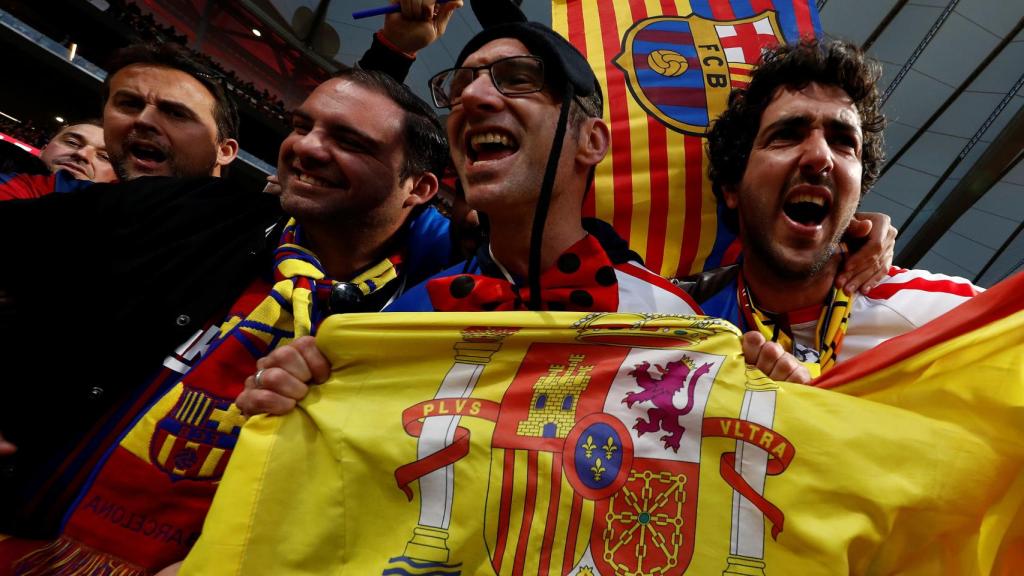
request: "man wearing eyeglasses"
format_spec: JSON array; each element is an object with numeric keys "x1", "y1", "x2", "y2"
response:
[{"x1": 386, "y1": 21, "x2": 702, "y2": 318}]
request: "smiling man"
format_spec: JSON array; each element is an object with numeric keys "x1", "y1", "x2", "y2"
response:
[
  {"x1": 0, "y1": 119, "x2": 116, "y2": 200},
  {"x1": 39, "y1": 120, "x2": 116, "y2": 183},
  {"x1": 386, "y1": 20, "x2": 700, "y2": 317},
  {"x1": 689, "y1": 40, "x2": 981, "y2": 376}
]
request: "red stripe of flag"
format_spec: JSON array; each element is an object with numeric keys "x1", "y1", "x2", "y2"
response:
[
  {"x1": 561, "y1": 493, "x2": 585, "y2": 574},
  {"x1": 491, "y1": 449, "x2": 516, "y2": 570},
  {"x1": 750, "y1": 0, "x2": 776, "y2": 12},
  {"x1": 513, "y1": 451, "x2": 540, "y2": 575},
  {"x1": 722, "y1": 237, "x2": 744, "y2": 266},
  {"x1": 596, "y1": 0, "x2": 635, "y2": 238},
  {"x1": 566, "y1": 0, "x2": 595, "y2": 218},
  {"x1": 676, "y1": 135, "x2": 704, "y2": 276},
  {"x1": 711, "y1": 0, "x2": 736, "y2": 19},
  {"x1": 537, "y1": 459, "x2": 563, "y2": 575},
  {"x1": 791, "y1": 0, "x2": 816, "y2": 38}
]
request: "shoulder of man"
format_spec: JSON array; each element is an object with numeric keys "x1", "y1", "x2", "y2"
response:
[
  {"x1": 673, "y1": 264, "x2": 740, "y2": 303},
  {"x1": 404, "y1": 205, "x2": 454, "y2": 286},
  {"x1": 857, "y1": 266, "x2": 982, "y2": 327},
  {"x1": 0, "y1": 171, "x2": 87, "y2": 201}
]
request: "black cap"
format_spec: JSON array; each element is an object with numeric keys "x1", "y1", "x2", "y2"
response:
[
  {"x1": 455, "y1": 21, "x2": 603, "y2": 111},
  {"x1": 456, "y1": 16, "x2": 603, "y2": 311},
  {"x1": 469, "y1": 0, "x2": 526, "y2": 29}
]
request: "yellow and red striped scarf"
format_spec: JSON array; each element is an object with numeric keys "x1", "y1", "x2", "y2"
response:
[{"x1": 737, "y1": 272, "x2": 852, "y2": 378}]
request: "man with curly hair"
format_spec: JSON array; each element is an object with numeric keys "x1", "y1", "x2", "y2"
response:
[{"x1": 687, "y1": 39, "x2": 981, "y2": 378}]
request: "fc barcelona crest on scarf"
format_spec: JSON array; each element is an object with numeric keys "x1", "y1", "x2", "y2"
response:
[
  {"x1": 387, "y1": 316, "x2": 795, "y2": 575},
  {"x1": 613, "y1": 12, "x2": 785, "y2": 136},
  {"x1": 150, "y1": 387, "x2": 244, "y2": 480}
]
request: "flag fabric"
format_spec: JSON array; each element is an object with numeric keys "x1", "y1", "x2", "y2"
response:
[
  {"x1": 552, "y1": 0, "x2": 821, "y2": 277},
  {"x1": 182, "y1": 273, "x2": 1023, "y2": 575}
]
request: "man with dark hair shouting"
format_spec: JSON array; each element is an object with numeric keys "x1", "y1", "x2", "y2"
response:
[{"x1": 685, "y1": 40, "x2": 980, "y2": 378}]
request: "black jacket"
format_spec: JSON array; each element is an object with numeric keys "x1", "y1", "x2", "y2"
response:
[{"x1": 0, "y1": 176, "x2": 283, "y2": 536}]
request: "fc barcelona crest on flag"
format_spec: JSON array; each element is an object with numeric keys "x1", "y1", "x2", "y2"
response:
[
  {"x1": 150, "y1": 388, "x2": 244, "y2": 480},
  {"x1": 613, "y1": 12, "x2": 785, "y2": 135}
]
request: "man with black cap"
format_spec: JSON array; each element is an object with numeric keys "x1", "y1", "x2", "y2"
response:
[{"x1": 388, "y1": 18, "x2": 701, "y2": 317}]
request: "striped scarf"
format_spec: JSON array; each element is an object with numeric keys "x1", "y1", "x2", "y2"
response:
[
  {"x1": 737, "y1": 272, "x2": 853, "y2": 378},
  {"x1": 10, "y1": 219, "x2": 402, "y2": 575}
]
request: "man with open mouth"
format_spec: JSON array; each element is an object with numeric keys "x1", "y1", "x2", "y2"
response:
[
  {"x1": 99, "y1": 44, "x2": 239, "y2": 182},
  {"x1": 685, "y1": 39, "x2": 981, "y2": 378},
  {"x1": 386, "y1": 19, "x2": 703, "y2": 319},
  {"x1": 0, "y1": 4, "x2": 463, "y2": 572}
]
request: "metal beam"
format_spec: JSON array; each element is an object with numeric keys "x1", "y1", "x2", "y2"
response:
[
  {"x1": 879, "y1": 15, "x2": 1024, "y2": 179},
  {"x1": 880, "y1": 0, "x2": 960, "y2": 105},
  {"x1": 895, "y1": 102, "x2": 1024, "y2": 267},
  {"x1": 234, "y1": 0, "x2": 339, "y2": 74},
  {"x1": 862, "y1": 0, "x2": 908, "y2": 51},
  {"x1": 974, "y1": 209, "x2": 1024, "y2": 284},
  {"x1": 896, "y1": 69, "x2": 1024, "y2": 244}
]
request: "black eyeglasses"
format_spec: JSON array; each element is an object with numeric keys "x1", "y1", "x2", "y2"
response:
[{"x1": 428, "y1": 55, "x2": 546, "y2": 109}]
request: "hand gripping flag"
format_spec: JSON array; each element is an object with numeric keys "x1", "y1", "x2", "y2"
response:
[
  {"x1": 182, "y1": 273, "x2": 1022, "y2": 575},
  {"x1": 552, "y1": 0, "x2": 820, "y2": 277}
]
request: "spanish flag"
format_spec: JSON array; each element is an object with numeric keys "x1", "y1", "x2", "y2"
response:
[
  {"x1": 182, "y1": 274, "x2": 1023, "y2": 575},
  {"x1": 553, "y1": 0, "x2": 820, "y2": 277}
]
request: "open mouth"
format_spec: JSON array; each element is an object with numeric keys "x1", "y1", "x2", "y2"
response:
[
  {"x1": 468, "y1": 131, "x2": 518, "y2": 163},
  {"x1": 128, "y1": 142, "x2": 168, "y2": 164},
  {"x1": 783, "y1": 193, "x2": 830, "y2": 226}
]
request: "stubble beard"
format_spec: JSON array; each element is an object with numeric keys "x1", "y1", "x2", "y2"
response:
[{"x1": 744, "y1": 221, "x2": 842, "y2": 283}]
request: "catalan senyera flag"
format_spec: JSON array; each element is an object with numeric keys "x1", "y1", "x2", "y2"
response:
[
  {"x1": 553, "y1": 0, "x2": 820, "y2": 277},
  {"x1": 181, "y1": 274, "x2": 1023, "y2": 576}
]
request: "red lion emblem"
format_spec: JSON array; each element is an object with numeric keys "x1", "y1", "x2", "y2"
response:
[{"x1": 623, "y1": 360, "x2": 712, "y2": 451}]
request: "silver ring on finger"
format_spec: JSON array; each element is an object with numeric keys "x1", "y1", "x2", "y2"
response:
[{"x1": 254, "y1": 368, "x2": 267, "y2": 389}]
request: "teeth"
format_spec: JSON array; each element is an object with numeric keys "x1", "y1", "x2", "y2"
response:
[
  {"x1": 470, "y1": 132, "x2": 515, "y2": 151},
  {"x1": 297, "y1": 173, "x2": 330, "y2": 187},
  {"x1": 788, "y1": 194, "x2": 825, "y2": 206}
]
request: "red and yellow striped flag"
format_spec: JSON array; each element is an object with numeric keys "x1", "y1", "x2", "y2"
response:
[{"x1": 553, "y1": 0, "x2": 820, "y2": 277}]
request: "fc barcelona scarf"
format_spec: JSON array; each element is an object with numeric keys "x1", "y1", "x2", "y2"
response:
[
  {"x1": 11, "y1": 219, "x2": 403, "y2": 574},
  {"x1": 737, "y1": 272, "x2": 852, "y2": 378}
]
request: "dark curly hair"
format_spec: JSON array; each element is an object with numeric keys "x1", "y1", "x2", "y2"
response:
[{"x1": 706, "y1": 40, "x2": 885, "y2": 231}]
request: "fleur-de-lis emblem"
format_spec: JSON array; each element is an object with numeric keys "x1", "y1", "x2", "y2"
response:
[
  {"x1": 603, "y1": 436, "x2": 618, "y2": 460},
  {"x1": 591, "y1": 458, "x2": 605, "y2": 482},
  {"x1": 582, "y1": 435, "x2": 597, "y2": 459}
]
